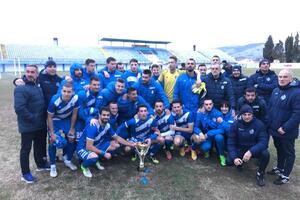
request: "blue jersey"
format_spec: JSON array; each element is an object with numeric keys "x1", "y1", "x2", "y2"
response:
[
  {"x1": 48, "y1": 94, "x2": 80, "y2": 120},
  {"x1": 117, "y1": 116, "x2": 157, "y2": 140},
  {"x1": 123, "y1": 69, "x2": 142, "y2": 88},
  {"x1": 78, "y1": 89, "x2": 100, "y2": 122},
  {"x1": 109, "y1": 113, "x2": 119, "y2": 131},
  {"x1": 172, "y1": 110, "x2": 194, "y2": 134},
  {"x1": 99, "y1": 67, "x2": 123, "y2": 89},
  {"x1": 154, "y1": 112, "x2": 174, "y2": 132},
  {"x1": 77, "y1": 121, "x2": 116, "y2": 150}
]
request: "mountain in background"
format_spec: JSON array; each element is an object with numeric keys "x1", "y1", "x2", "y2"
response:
[{"x1": 218, "y1": 43, "x2": 264, "y2": 61}]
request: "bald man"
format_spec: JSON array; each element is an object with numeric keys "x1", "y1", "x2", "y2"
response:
[{"x1": 268, "y1": 69, "x2": 300, "y2": 185}]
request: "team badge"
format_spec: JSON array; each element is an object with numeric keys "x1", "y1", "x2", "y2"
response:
[
  {"x1": 266, "y1": 77, "x2": 271, "y2": 81},
  {"x1": 249, "y1": 129, "x2": 254, "y2": 134},
  {"x1": 221, "y1": 85, "x2": 224, "y2": 90},
  {"x1": 280, "y1": 95, "x2": 286, "y2": 100}
]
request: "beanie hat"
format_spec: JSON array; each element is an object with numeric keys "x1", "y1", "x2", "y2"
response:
[
  {"x1": 259, "y1": 59, "x2": 270, "y2": 67},
  {"x1": 239, "y1": 104, "x2": 253, "y2": 115},
  {"x1": 45, "y1": 60, "x2": 57, "y2": 68},
  {"x1": 232, "y1": 64, "x2": 242, "y2": 72}
]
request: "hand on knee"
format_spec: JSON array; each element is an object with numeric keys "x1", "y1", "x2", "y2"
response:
[
  {"x1": 87, "y1": 152, "x2": 98, "y2": 159},
  {"x1": 104, "y1": 152, "x2": 112, "y2": 160}
]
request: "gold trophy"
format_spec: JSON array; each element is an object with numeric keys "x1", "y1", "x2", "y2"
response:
[{"x1": 135, "y1": 142, "x2": 150, "y2": 171}]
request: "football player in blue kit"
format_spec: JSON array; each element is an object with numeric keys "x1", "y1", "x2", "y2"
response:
[
  {"x1": 77, "y1": 107, "x2": 135, "y2": 178},
  {"x1": 47, "y1": 82, "x2": 80, "y2": 177}
]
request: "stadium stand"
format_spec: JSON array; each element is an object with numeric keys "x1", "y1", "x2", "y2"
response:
[
  {"x1": 171, "y1": 50, "x2": 211, "y2": 64},
  {"x1": 199, "y1": 49, "x2": 236, "y2": 63}
]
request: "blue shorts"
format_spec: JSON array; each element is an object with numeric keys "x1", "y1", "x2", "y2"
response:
[
  {"x1": 77, "y1": 140, "x2": 110, "y2": 160},
  {"x1": 175, "y1": 131, "x2": 192, "y2": 141}
]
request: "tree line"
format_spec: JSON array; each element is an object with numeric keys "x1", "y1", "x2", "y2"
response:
[{"x1": 263, "y1": 33, "x2": 300, "y2": 63}]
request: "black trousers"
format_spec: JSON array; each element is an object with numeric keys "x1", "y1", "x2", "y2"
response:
[
  {"x1": 273, "y1": 136, "x2": 295, "y2": 177},
  {"x1": 20, "y1": 129, "x2": 47, "y2": 174},
  {"x1": 227, "y1": 149, "x2": 270, "y2": 173}
]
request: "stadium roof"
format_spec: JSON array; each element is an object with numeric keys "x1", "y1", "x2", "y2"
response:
[{"x1": 100, "y1": 37, "x2": 171, "y2": 44}]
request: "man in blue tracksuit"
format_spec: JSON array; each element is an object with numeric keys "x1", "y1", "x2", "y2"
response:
[
  {"x1": 267, "y1": 69, "x2": 300, "y2": 185},
  {"x1": 195, "y1": 98, "x2": 226, "y2": 166},
  {"x1": 219, "y1": 101, "x2": 234, "y2": 135},
  {"x1": 99, "y1": 57, "x2": 123, "y2": 89},
  {"x1": 237, "y1": 87, "x2": 267, "y2": 124},
  {"x1": 136, "y1": 69, "x2": 170, "y2": 109},
  {"x1": 173, "y1": 58, "x2": 201, "y2": 115},
  {"x1": 82, "y1": 59, "x2": 97, "y2": 83},
  {"x1": 229, "y1": 64, "x2": 248, "y2": 106},
  {"x1": 227, "y1": 105, "x2": 270, "y2": 186},
  {"x1": 123, "y1": 58, "x2": 142, "y2": 89},
  {"x1": 96, "y1": 79, "x2": 126, "y2": 108},
  {"x1": 59, "y1": 63, "x2": 88, "y2": 94},
  {"x1": 202, "y1": 63, "x2": 235, "y2": 114},
  {"x1": 78, "y1": 77, "x2": 101, "y2": 124},
  {"x1": 248, "y1": 59, "x2": 278, "y2": 104},
  {"x1": 117, "y1": 87, "x2": 153, "y2": 123},
  {"x1": 117, "y1": 105, "x2": 164, "y2": 163}
]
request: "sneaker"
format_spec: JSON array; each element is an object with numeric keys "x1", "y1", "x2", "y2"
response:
[
  {"x1": 95, "y1": 161, "x2": 105, "y2": 170},
  {"x1": 166, "y1": 151, "x2": 172, "y2": 160},
  {"x1": 179, "y1": 147, "x2": 186, "y2": 157},
  {"x1": 131, "y1": 154, "x2": 137, "y2": 162},
  {"x1": 191, "y1": 150, "x2": 197, "y2": 161},
  {"x1": 219, "y1": 155, "x2": 226, "y2": 166},
  {"x1": 81, "y1": 164, "x2": 92, "y2": 178},
  {"x1": 256, "y1": 172, "x2": 265, "y2": 187},
  {"x1": 64, "y1": 160, "x2": 77, "y2": 171},
  {"x1": 36, "y1": 163, "x2": 51, "y2": 171},
  {"x1": 273, "y1": 175, "x2": 289, "y2": 185},
  {"x1": 50, "y1": 165, "x2": 57, "y2": 178},
  {"x1": 185, "y1": 146, "x2": 192, "y2": 153},
  {"x1": 267, "y1": 167, "x2": 283, "y2": 176},
  {"x1": 204, "y1": 152, "x2": 210, "y2": 158},
  {"x1": 149, "y1": 156, "x2": 159, "y2": 164},
  {"x1": 21, "y1": 173, "x2": 36, "y2": 183},
  {"x1": 170, "y1": 145, "x2": 174, "y2": 150}
]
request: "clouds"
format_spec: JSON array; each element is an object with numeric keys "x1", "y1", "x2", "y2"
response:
[{"x1": 0, "y1": 0, "x2": 298, "y2": 49}]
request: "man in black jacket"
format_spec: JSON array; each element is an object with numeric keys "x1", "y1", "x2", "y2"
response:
[
  {"x1": 229, "y1": 64, "x2": 248, "y2": 106},
  {"x1": 267, "y1": 69, "x2": 300, "y2": 185},
  {"x1": 14, "y1": 65, "x2": 50, "y2": 183},
  {"x1": 237, "y1": 87, "x2": 267, "y2": 124}
]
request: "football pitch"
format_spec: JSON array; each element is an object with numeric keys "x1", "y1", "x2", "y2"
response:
[{"x1": 0, "y1": 69, "x2": 299, "y2": 200}]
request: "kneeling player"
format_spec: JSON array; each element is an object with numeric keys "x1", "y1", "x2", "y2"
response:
[
  {"x1": 77, "y1": 107, "x2": 135, "y2": 178},
  {"x1": 118, "y1": 105, "x2": 164, "y2": 164}
]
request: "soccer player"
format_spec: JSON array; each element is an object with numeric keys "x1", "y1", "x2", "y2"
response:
[
  {"x1": 99, "y1": 57, "x2": 123, "y2": 89},
  {"x1": 171, "y1": 100, "x2": 196, "y2": 160},
  {"x1": 77, "y1": 107, "x2": 135, "y2": 178},
  {"x1": 153, "y1": 100, "x2": 175, "y2": 160},
  {"x1": 151, "y1": 64, "x2": 161, "y2": 81},
  {"x1": 123, "y1": 58, "x2": 142, "y2": 88},
  {"x1": 82, "y1": 59, "x2": 97, "y2": 82},
  {"x1": 118, "y1": 105, "x2": 164, "y2": 164},
  {"x1": 47, "y1": 82, "x2": 80, "y2": 177}
]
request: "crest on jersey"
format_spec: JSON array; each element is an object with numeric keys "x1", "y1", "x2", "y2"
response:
[
  {"x1": 280, "y1": 95, "x2": 286, "y2": 100},
  {"x1": 221, "y1": 85, "x2": 224, "y2": 90},
  {"x1": 249, "y1": 129, "x2": 254, "y2": 134},
  {"x1": 266, "y1": 77, "x2": 271, "y2": 81}
]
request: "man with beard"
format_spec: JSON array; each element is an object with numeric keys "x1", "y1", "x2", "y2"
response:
[
  {"x1": 229, "y1": 64, "x2": 248, "y2": 105},
  {"x1": 99, "y1": 57, "x2": 123, "y2": 89}
]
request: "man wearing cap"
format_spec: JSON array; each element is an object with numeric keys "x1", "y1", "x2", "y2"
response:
[
  {"x1": 248, "y1": 59, "x2": 278, "y2": 103},
  {"x1": 227, "y1": 105, "x2": 270, "y2": 186},
  {"x1": 267, "y1": 69, "x2": 300, "y2": 185},
  {"x1": 229, "y1": 64, "x2": 248, "y2": 106}
]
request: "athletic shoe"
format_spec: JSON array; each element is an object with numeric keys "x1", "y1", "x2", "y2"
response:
[
  {"x1": 149, "y1": 156, "x2": 159, "y2": 164},
  {"x1": 256, "y1": 172, "x2": 265, "y2": 187},
  {"x1": 21, "y1": 173, "x2": 36, "y2": 183},
  {"x1": 191, "y1": 150, "x2": 197, "y2": 161},
  {"x1": 50, "y1": 165, "x2": 57, "y2": 178},
  {"x1": 179, "y1": 148, "x2": 185, "y2": 157},
  {"x1": 36, "y1": 163, "x2": 51, "y2": 171},
  {"x1": 267, "y1": 167, "x2": 283, "y2": 176},
  {"x1": 273, "y1": 175, "x2": 289, "y2": 185},
  {"x1": 64, "y1": 160, "x2": 77, "y2": 171},
  {"x1": 185, "y1": 146, "x2": 192, "y2": 153},
  {"x1": 204, "y1": 152, "x2": 210, "y2": 158},
  {"x1": 170, "y1": 145, "x2": 174, "y2": 150},
  {"x1": 81, "y1": 164, "x2": 92, "y2": 178},
  {"x1": 219, "y1": 155, "x2": 226, "y2": 166},
  {"x1": 166, "y1": 151, "x2": 172, "y2": 160},
  {"x1": 95, "y1": 161, "x2": 105, "y2": 170},
  {"x1": 131, "y1": 154, "x2": 137, "y2": 161}
]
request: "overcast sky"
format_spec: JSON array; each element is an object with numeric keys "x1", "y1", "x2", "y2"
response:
[{"x1": 0, "y1": 0, "x2": 299, "y2": 50}]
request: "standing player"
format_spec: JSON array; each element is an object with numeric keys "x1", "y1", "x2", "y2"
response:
[{"x1": 47, "y1": 82, "x2": 79, "y2": 177}]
